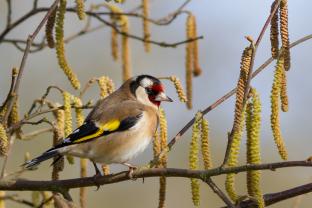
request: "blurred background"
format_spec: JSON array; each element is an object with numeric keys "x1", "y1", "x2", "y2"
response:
[{"x1": 0, "y1": 0, "x2": 311, "y2": 207}]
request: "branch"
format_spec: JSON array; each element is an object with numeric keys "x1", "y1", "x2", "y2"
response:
[
  {"x1": 0, "y1": 160, "x2": 310, "y2": 192},
  {"x1": 203, "y1": 178, "x2": 235, "y2": 208},
  {"x1": 227, "y1": 183, "x2": 312, "y2": 208}
]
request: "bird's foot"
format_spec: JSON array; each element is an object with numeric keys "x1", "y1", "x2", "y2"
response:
[
  {"x1": 122, "y1": 163, "x2": 138, "y2": 180},
  {"x1": 92, "y1": 162, "x2": 102, "y2": 190}
]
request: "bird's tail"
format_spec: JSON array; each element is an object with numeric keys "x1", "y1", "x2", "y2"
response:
[{"x1": 23, "y1": 149, "x2": 60, "y2": 169}]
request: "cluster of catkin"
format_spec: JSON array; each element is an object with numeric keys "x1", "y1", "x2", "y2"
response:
[
  {"x1": 189, "y1": 112, "x2": 212, "y2": 207},
  {"x1": 45, "y1": 0, "x2": 89, "y2": 89},
  {"x1": 225, "y1": 45, "x2": 253, "y2": 202},
  {"x1": 152, "y1": 108, "x2": 168, "y2": 208},
  {"x1": 185, "y1": 13, "x2": 203, "y2": 109},
  {"x1": 270, "y1": 0, "x2": 290, "y2": 70}
]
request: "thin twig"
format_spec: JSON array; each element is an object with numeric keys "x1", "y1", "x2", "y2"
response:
[
  {"x1": 6, "y1": 0, "x2": 12, "y2": 27},
  {"x1": 0, "y1": 194, "x2": 34, "y2": 207},
  {"x1": 203, "y1": 178, "x2": 235, "y2": 208}
]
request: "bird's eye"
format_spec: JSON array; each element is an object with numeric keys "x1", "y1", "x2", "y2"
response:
[{"x1": 146, "y1": 88, "x2": 157, "y2": 96}]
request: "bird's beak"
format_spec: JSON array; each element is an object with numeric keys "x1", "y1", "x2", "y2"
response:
[{"x1": 155, "y1": 92, "x2": 173, "y2": 102}]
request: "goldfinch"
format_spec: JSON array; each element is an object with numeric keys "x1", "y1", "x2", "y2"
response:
[{"x1": 24, "y1": 75, "x2": 172, "y2": 174}]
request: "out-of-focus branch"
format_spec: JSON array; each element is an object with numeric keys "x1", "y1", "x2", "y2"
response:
[{"x1": 6, "y1": 0, "x2": 12, "y2": 27}]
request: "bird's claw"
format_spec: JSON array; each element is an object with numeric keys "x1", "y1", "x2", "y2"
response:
[{"x1": 92, "y1": 172, "x2": 102, "y2": 191}]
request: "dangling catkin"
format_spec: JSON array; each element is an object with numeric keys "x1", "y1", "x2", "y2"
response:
[
  {"x1": 80, "y1": 158, "x2": 87, "y2": 208},
  {"x1": 121, "y1": 19, "x2": 131, "y2": 81},
  {"x1": 153, "y1": 131, "x2": 161, "y2": 165},
  {"x1": 158, "y1": 108, "x2": 167, "y2": 208},
  {"x1": 73, "y1": 97, "x2": 84, "y2": 126},
  {"x1": 51, "y1": 105, "x2": 65, "y2": 180},
  {"x1": 32, "y1": 191, "x2": 41, "y2": 207},
  {"x1": 111, "y1": 28, "x2": 119, "y2": 61},
  {"x1": 62, "y1": 91, "x2": 75, "y2": 164},
  {"x1": 280, "y1": 0, "x2": 290, "y2": 71},
  {"x1": 189, "y1": 112, "x2": 201, "y2": 207},
  {"x1": 233, "y1": 46, "x2": 252, "y2": 132},
  {"x1": 75, "y1": 0, "x2": 86, "y2": 20},
  {"x1": 201, "y1": 118, "x2": 212, "y2": 169},
  {"x1": 0, "y1": 191, "x2": 5, "y2": 208},
  {"x1": 45, "y1": 6, "x2": 57, "y2": 48},
  {"x1": 245, "y1": 89, "x2": 264, "y2": 208},
  {"x1": 271, "y1": 57, "x2": 288, "y2": 160},
  {"x1": 142, "y1": 0, "x2": 151, "y2": 52},
  {"x1": 186, "y1": 14, "x2": 194, "y2": 109},
  {"x1": 55, "y1": 0, "x2": 81, "y2": 89},
  {"x1": 97, "y1": 77, "x2": 109, "y2": 98},
  {"x1": 270, "y1": 0, "x2": 279, "y2": 59},
  {"x1": 0, "y1": 124, "x2": 8, "y2": 156},
  {"x1": 225, "y1": 108, "x2": 245, "y2": 202},
  {"x1": 8, "y1": 98, "x2": 22, "y2": 139},
  {"x1": 169, "y1": 76, "x2": 187, "y2": 103},
  {"x1": 191, "y1": 16, "x2": 202, "y2": 77},
  {"x1": 280, "y1": 68, "x2": 288, "y2": 112},
  {"x1": 42, "y1": 191, "x2": 53, "y2": 208}
]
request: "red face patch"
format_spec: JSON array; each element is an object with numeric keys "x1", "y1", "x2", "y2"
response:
[{"x1": 151, "y1": 84, "x2": 164, "y2": 93}]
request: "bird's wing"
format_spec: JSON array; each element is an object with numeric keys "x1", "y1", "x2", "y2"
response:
[{"x1": 52, "y1": 101, "x2": 144, "y2": 149}]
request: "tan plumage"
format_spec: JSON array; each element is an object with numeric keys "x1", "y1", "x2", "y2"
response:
[{"x1": 25, "y1": 75, "x2": 172, "y2": 171}]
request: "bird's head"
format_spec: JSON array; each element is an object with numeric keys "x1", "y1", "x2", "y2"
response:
[{"x1": 129, "y1": 75, "x2": 173, "y2": 108}]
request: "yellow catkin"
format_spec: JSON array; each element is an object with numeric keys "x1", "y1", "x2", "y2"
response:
[
  {"x1": 80, "y1": 158, "x2": 87, "y2": 208},
  {"x1": 0, "y1": 124, "x2": 8, "y2": 156},
  {"x1": 245, "y1": 89, "x2": 264, "y2": 208},
  {"x1": 111, "y1": 28, "x2": 119, "y2": 61},
  {"x1": 142, "y1": 0, "x2": 151, "y2": 52},
  {"x1": 75, "y1": 0, "x2": 86, "y2": 20},
  {"x1": 8, "y1": 98, "x2": 22, "y2": 139},
  {"x1": 186, "y1": 14, "x2": 194, "y2": 109},
  {"x1": 153, "y1": 131, "x2": 161, "y2": 166},
  {"x1": 280, "y1": 55, "x2": 289, "y2": 112},
  {"x1": 191, "y1": 15, "x2": 202, "y2": 77},
  {"x1": 42, "y1": 192, "x2": 53, "y2": 208},
  {"x1": 32, "y1": 191, "x2": 41, "y2": 207},
  {"x1": 63, "y1": 91, "x2": 74, "y2": 164},
  {"x1": 0, "y1": 191, "x2": 5, "y2": 208},
  {"x1": 270, "y1": 0, "x2": 279, "y2": 59},
  {"x1": 97, "y1": 77, "x2": 108, "y2": 98},
  {"x1": 46, "y1": 6, "x2": 57, "y2": 48},
  {"x1": 169, "y1": 76, "x2": 187, "y2": 103},
  {"x1": 271, "y1": 57, "x2": 288, "y2": 160},
  {"x1": 73, "y1": 97, "x2": 84, "y2": 126},
  {"x1": 233, "y1": 47, "x2": 252, "y2": 132},
  {"x1": 101, "y1": 164, "x2": 110, "y2": 175},
  {"x1": 55, "y1": 0, "x2": 81, "y2": 89},
  {"x1": 50, "y1": 104, "x2": 65, "y2": 180},
  {"x1": 225, "y1": 109, "x2": 246, "y2": 202},
  {"x1": 158, "y1": 108, "x2": 167, "y2": 208},
  {"x1": 189, "y1": 112, "x2": 201, "y2": 207},
  {"x1": 201, "y1": 118, "x2": 212, "y2": 169},
  {"x1": 121, "y1": 19, "x2": 131, "y2": 81},
  {"x1": 280, "y1": 0, "x2": 290, "y2": 71},
  {"x1": 24, "y1": 152, "x2": 31, "y2": 162}
]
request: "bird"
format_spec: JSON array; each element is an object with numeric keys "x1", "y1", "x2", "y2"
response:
[{"x1": 24, "y1": 75, "x2": 173, "y2": 176}]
